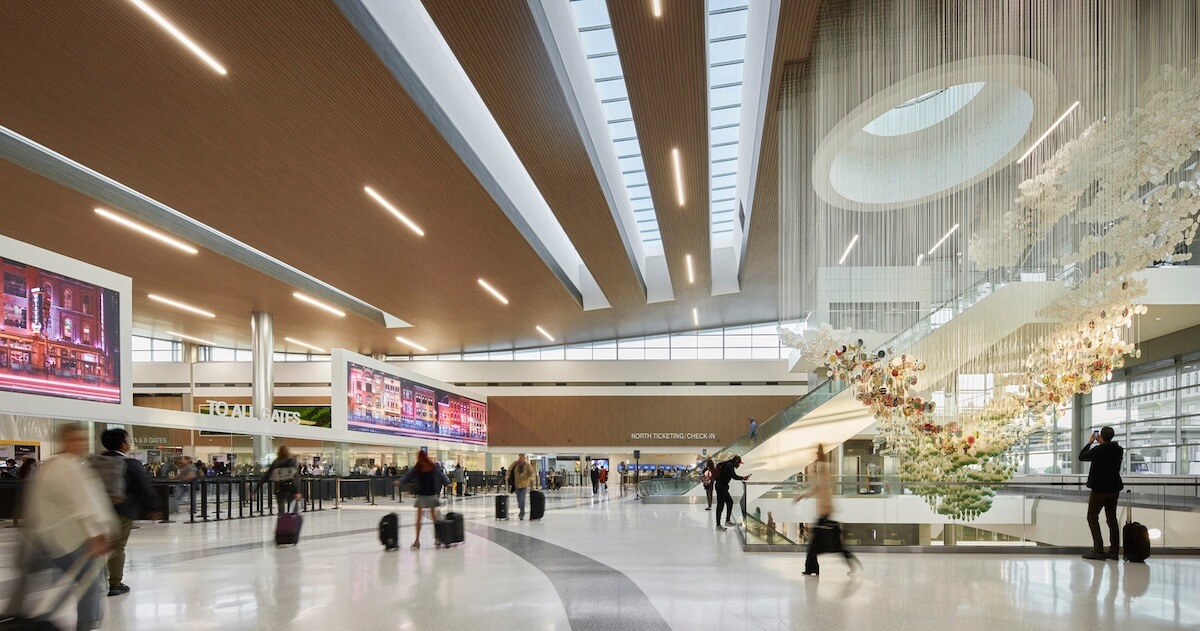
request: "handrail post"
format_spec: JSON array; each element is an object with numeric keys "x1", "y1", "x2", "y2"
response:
[
  {"x1": 188, "y1": 480, "x2": 196, "y2": 523},
  {"x1": 333, "y1": 477, "x2": 341, "y2": 510},
  {"x1": 214, "y1": 479, "x2": 221, "y2": 521},
  {"x1": 199, "y1": 479, "x2": 208, "y2": 521}
]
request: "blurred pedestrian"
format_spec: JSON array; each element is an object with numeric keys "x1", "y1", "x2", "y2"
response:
[
  {"x1": 795, "y1": 445, "x2": 860, "y2": 576},
  {"x1": 401, "y1": 450, "x2": 450, "y2": 549}
]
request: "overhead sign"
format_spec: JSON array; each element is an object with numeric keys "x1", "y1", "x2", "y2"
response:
[
  {"x1": 630, "y1": 432, "x2": 718, "y2": 441},
  {"x1": 204, "y1": 399, "x2": 301, "y2": 424}
]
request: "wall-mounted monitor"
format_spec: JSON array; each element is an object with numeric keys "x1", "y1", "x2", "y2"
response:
[
  {"x1": 0, "y1": 235, "x2": 128, "y2": 405},
  {"x1": 336, "y1": 352, "x2": 486, "y2": 446}
]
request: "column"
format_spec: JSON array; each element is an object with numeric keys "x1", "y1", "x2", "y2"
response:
[
  {"x1": 606, "y1": 452, "x2": 623, "y2": 495},
  {"x1": 250, "y1": 311, "x2": 274, "y2": 466}
]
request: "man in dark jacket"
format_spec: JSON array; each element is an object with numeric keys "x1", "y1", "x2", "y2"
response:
[
  {"x1": 1079, "y1": 425, "x2": 1124, "y2": 560},
  {"x1": 260, "y1": 446, "x2": 302, "y2": 515},
  {"x1": 99, "y1": 428, "x2": 161, "y2": 597},
  {"x1": 714, "y1": 456, "x2": 751, "y2": 531}
]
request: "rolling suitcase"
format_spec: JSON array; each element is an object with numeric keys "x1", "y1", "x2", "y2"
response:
[
  {"x1": 495, "y1": 494, "x2": 509, "y2": 520},
  {"x1": 2, "y1": 547, "x2": 104, "y2": 630},
  {"x1": 529, "y1": 489, "x2": 545, "y2": 520},
  {"x1": 379, "y1": 512, "x2": 400, "y2": 551},
  {"x1": 435, "y1": 512, "x2": 465, "y2": 547},
  {"x1": 1122, "y1": 490, "x2": 1151, "y2": 563},
  {"x1": 276, "y1": 503, "x2": 303, "y2": 546}
]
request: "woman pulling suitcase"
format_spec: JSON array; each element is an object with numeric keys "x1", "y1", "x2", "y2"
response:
[{"x1": 400, "y1": 451, "x2": 451, "y2": 549}]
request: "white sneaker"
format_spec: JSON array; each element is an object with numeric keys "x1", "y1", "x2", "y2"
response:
[{"x1": 716, "y1": 526, "x2": 728, "y2": 531}]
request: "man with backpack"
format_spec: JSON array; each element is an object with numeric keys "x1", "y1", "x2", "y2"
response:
[
  {"x1": 260, "y1": 445, "x2": 302, "y2": 515},
  {"x1": 95, "y1": 428, "x2": 161, "y2": 597},
  {"x1": 714, "y1": 456, "x2": 750, "y2": 531}
]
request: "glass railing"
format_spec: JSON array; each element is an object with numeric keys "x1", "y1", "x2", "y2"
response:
[
  {"x1": 739, "y1": 477, "x2": 1200, "y2": 550},
  {"x1": 636, "y1": 477, "x2": 700, "y2": 499},
  {"x1": 744, "y1": 511, "x2": 795, "y2": 545},
  {"x1": 712, "y1": 275, "x2": 1005, "y2": 464}
]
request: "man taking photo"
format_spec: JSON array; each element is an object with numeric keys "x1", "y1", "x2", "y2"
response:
[{"x1": 1079, "y1": 425, "x2": 1124, "y2": 561}]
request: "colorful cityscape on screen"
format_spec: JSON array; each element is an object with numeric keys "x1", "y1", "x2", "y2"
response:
[
  {"x1": 346, "y1": 362, "x2": 487, "y2": 445},
  {"x1": 0, "y1": 257, "x2": 122, "y2": 403}
]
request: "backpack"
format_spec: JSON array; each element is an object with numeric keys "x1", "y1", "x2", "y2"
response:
[
  {"x1": 90, "y1": 454, "x2": 127, "y2": 504},
  {"x1": 270, "y1": 460, "x2": 299, "y2": 493}
]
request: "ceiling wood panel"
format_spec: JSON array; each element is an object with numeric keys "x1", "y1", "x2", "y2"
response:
[{"x1": 0, "y1": 0, "x2": 790, "y2": 354}]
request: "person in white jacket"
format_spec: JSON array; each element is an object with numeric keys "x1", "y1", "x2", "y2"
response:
[{"x1": 7, "y1": 423, "x2": 118, "y2": 630}]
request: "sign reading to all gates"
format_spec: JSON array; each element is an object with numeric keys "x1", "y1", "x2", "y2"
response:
[
  {"x1": 204, "y1": 400, "x2": 301, "y2": 424},
  {"x1": 629, "y1": 432, "x2": 718, "y2": 441}
]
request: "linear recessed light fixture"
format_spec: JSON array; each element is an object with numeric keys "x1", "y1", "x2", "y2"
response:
[
  {"x1": 1017, "y1": 100, "x2": 1080, "y2": 164},
  {"x1": 284, "y1": 337, "x2": 325, "y2": 353},
  {"x1": 167, "y1": 331, "x2": 215, "y2": 345},
  {"x1": 129, "y1": 0, "x2": 227, "y2": 75},
  {"x1": 364, "y1": 186, "x2": 425, "y2": 237},
  {"x1": 927, "y1": 224, "x2": 960, "y2": 256},
  {"x1": 671, "y1": 148, "x2": 685, "y2": 206},
  {"x1": 395, "y1": 336, "x2": 428, "y2": 353},
  {"x1": 838, "y1": 234, "x2": 859, "y2": 265},
  {"x1": 535, "y1": 325, "x2": 555, "y2": 342},
  {"x1": 477, "y1": 278, "x2": 509, "y2": 305},
  {"x1": 652, "y1": 0, "x2": 663, "y2": 18},
  {"x1": 95, "y1": 208, "x2": 198, "y2": 254},
  {"x1": 292, "y1": 292, "x2": 346, "y2": 317},
  {"x1": 148, "y1": 294, "x2": 215, "y2": 318},
  {"x1": 685, "y1": 253, "x2": 695, "y2": 284},
  {"x1": 692, "y1": 307, "x2": 699, "y2": 327},
  {"x1": 915, "y1": 253, "x2": 925, "y2": 266}
]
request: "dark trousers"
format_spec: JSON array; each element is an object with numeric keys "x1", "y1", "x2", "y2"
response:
[
  {"x1": 805, "y1": 516, "x2": 857, "y2": 574},
  {"x1": 1087, "y1": 490, "x2": 1120, "y2": 553},
  {"x1": 276, "y1": 491, "x2": 294, "y2": 515},
  {"x1": 715, "y1": 485, "x2": 734, "y2": 525},
  {"x1": 704, "y1": 484, "x2": 714, "y2": 508},
  {"x1": 592, "y1": 479, "x2": 599, "y2": 494}
]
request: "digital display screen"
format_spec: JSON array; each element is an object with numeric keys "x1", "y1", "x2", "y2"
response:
[
  {"x1": 0, "y1": 257, "x2": 121, "y2": 403},
  {"x1": 346, "y1": 361, "x2": 487, "y2": 445}
]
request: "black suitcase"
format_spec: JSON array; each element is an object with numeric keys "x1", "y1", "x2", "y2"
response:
[
  {"x1": 435, "y1": 512, "x2": 465, "y2": 547},
  {"x1": 379, "y1": 512, "x2": 400, "y2": 550},
  {"x1": 495, "y1": 494, "x2": 509, "y2": 520},
  {"x1": 529, "y1": 490, "x2": 545, "y2": 520},
  {"x1": 2, "y1": 551, "x2": 103, "y2": 630},
  {"x1": 1122, "y1": 490, "x2": 1151, "y2": 563}
]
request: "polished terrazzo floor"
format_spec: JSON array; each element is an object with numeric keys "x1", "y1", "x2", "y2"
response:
[{"x1": 1, "y1": 487, "x2": 1197, "y2": 630}]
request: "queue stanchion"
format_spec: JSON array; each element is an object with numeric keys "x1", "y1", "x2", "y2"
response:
[
  {"x1": 368, "y1": 478, "x2": 375, "y2": 506},
  {"x1": 157, "y1": 484, "x2": 173, "y2": 524},
  {"x1": 333, "y1": 477, "x2": 341, "y2": 510},
  {"x1": 188, "y1": 480, "x2": 196, "y2": 524},
  {"x1": 199, "y1": 479, "x2": 209, "y2": 521},
  {"x1": 238, "y1": 479, "x2": 245, "y2": 519},
  {"x1": 214, "y1": 479, "x2": 222, "y2": 521},
  {"x1": 225, "y1": 479, "x2": 233, "y2": 519}
]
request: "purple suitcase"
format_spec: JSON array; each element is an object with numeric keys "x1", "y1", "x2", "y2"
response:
[{"x1": 276, "y1": 510, "x2": 303, "y2": 546}]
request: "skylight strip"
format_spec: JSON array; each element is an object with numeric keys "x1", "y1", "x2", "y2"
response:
[{"x1": 568, "y1": 0, "x2": 664, "y2": 256}]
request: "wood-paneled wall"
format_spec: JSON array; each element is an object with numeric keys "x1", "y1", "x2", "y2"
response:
[{"x1": 486, "y1": 395, "x2": 798, "y2": 447}]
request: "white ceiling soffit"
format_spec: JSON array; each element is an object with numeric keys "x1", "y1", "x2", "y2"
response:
[
  {"x1": 528, "y1": 0, "x2": 675, "y2": 305},
  {"x1": 708, "y1": 0, "x2": 780, "y2": 296},
  {"x1": 338, "y1": 0, "x2": 612, "y2": 311},
  {"x1": 0, "y1": 124, "x2": 412, "y2": 329}
]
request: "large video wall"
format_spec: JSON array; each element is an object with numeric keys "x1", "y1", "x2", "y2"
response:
[
  {"x1": 346, "y1": 361, "x2": 487, "y2": 445},
  {"x1": 0, "y1": 256, "x2": 122, "y2": 403}
]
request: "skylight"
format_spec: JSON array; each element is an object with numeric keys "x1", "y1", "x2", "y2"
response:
[
  {"x1": 863, "y1": 82, "x2": 986, "y2": 137},
  {"x1": 568, "y1": 0, "x2": 663, "y2": 255},
  {"x1": 706, "y1": 0, "x2": 749, "y2": 248}
]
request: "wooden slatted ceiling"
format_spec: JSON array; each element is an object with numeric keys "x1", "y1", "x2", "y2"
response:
[{"x1": 0, "y1": 0, "x2": 790, "y2": 355}]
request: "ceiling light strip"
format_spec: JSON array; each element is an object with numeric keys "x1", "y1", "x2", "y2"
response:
[
  {"x1": 838, "y1": 234, "x2": 859, "y2": 265},
  {"x1": 95, "y1": 207, "x2": 198, "y2": 254},
  {"x1": 129, "y1": 0, "x2": 227, "y2": 75},
  {"x1": 686, "y1": 253, "x2": 695, "y2": 284},
  {"x1": 535, "y1": 325, "x2": 555, "y2": 342},
  {"x1": 671, "y1": 148, "x2": 685, "y2": 206},
  {"x1": 395, "y1": 335, "x2": 428, "y2": 353},
  {"x1": 293, "y1": 292, "x2": 346, "y2": 317},
  {"x1": 167, "y1": 331, "x2": 216, "y2": 345},
  {"x1": 477, "y1": 278, "x2": 509, "y2": 305},
  {"x1": 927, "y1": 224, "x2": 959, "y2": 256},
  {"x1": 284, "y1": 337, "x2": 326, "y2": 353},
  {"x1": 915, "y1": 253, "x2": 925, "y2": 266},
  {"x1": 364, "y1": 186, "x2": 425, "y2": 236},
  {"x1": 652, "y1": 0, "x2": 663, "y2": 18},
  {"x1": 148, "y1": 294, "x2": 216, "y2": 318},
  {"x1": 566, "y1": 0, "x2": 665, "y2": 257},
  {"x1": 693, "y1": 307, "x2": 700, "y2": 327},
  {"x1": 1017, "y1": 100, "x2": 1081, "y2": 164}
]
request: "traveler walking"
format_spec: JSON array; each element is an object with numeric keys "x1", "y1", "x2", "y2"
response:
[
  {"x1": 508, "y1": 454, "x2": 537, "y2": 520},
  {"x1": 97, "y1": 428, "x2": 161, "y2": 597},
  {"x1": 590, "y1": 463, "x2": 600, "y2": 494},
  {"x1": 702, "y1": 458, "x2": 717, "y2": 510},
  {"x1": 1079, "y1": 426, "x2": 1124, "y2": 560},
  {"x1": 749, "y1": 417, "x2": 758, "y2": 442},
  {"x1": 260, "y1": 446, "x2": 302, "y2": 515},
  {"x1": 795, "y1": 445, "x2": 860, "y2": 576},
  {"x1": 454, "y1": 461, "x2": 466, "y2": 497},
  {"x1": 5, "y1": 423, "x2": 116, "y2": 631},
  {"x1": 400, "y1": 450, "x2": 450, "y2": 549},
  {"x1": 714, "y1": 456, "x2": 750, "y2": 531}
]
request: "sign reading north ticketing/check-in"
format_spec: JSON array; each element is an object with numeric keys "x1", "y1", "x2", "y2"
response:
[{"x1": 345, "y1": 360, "x2": 487, "y2": 445}]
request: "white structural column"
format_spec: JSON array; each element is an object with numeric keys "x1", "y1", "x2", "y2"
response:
[{"x1": 251, "y1": 311, "x2": 274, "y2": 465}]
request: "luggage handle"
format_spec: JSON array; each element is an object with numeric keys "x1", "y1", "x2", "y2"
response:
[
  {"x1": 10, "y1": 542, "x2": 106, "y2": 621},
  {"x1": 1124, "y1": 489, "x2": 1133, "y2": 524}
]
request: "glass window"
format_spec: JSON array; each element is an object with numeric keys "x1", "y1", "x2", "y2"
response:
[
  {"x1": 565, "y1": 344, "x2": 592, "y2": 361},
  {"x1": 540, "y1": 346, "x2": 565, "y2": 361},
  {"x1": 514, "y1": 348, "x2": 541, "y2": 361}
]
